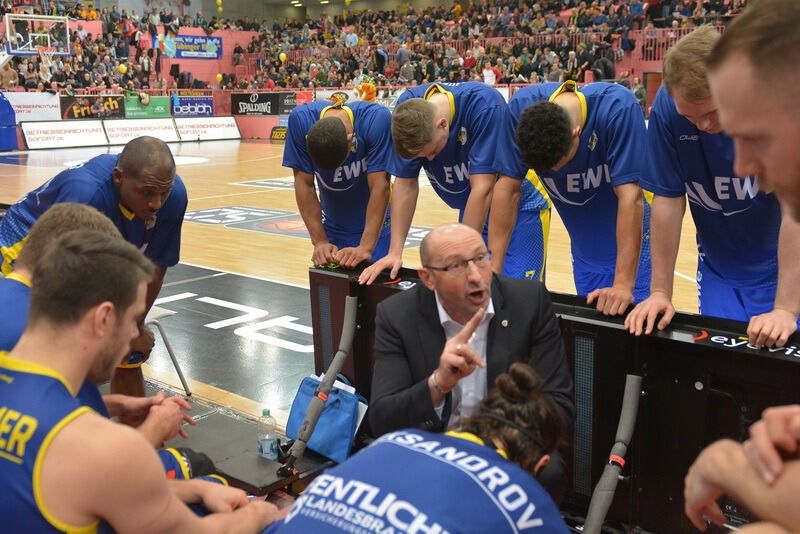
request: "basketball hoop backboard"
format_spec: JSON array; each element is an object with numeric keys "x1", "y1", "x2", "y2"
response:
[{"x1": 5, "y1": 14, "x2": 70, "y2": 57}]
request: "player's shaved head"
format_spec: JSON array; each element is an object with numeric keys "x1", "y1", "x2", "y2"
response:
[
  {"x1": 420, "y1": 223, "x2": 480, "y2": 266},
  {"x1": 16, "y1": 203, "x2": 121, "y2": 272},
  {"x1": 118, "y1": 136, "x2": 175, "y2": 186},
  {"x1": 307, "y1": 117, "x2": 349, "y2": 171}
]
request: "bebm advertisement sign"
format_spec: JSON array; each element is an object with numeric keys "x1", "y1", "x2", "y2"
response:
[
  {"x1": 171, "y1": 96, "x2": 214, "y2": 117},
  {"x1": 232, "y1": 92, "x2": 279, "y2": 116}
]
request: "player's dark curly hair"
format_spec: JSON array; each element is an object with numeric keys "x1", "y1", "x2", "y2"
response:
[
  {"x1": 516, "y1": 101, "x2": 574, "y2": 172},
  {"x1": 460, "y1": 362, "x2": 564, "y2": 473},
  {"x1": 307, "y1": 117, "x2": 349, "y2": 171}
]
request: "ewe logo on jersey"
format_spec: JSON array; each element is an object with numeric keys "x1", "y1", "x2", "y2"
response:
[
  {"x1": 315, "y1": 157, "x2": 369, "y2": 190},
  {"x1": 542, "y1": 164, "x2": 610, "y2": 206},
  {"x1": 684, "y1": 176, "x2": 759, "y2": 214},
  {"x1": 427, "y1": 162, "x2": 470, "y2": 194}
]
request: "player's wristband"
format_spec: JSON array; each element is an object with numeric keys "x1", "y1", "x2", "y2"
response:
[{"x1": 117, "y1": 351, "x2": 145, "y2": 369}]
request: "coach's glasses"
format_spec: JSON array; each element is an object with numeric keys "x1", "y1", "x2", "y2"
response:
[{"x1": 424, "y1": 252, "x2": 492, "y2": 276}]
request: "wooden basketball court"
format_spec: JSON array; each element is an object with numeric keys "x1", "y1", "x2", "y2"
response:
[{"x1": 0, "y1": 139, "x2": 701, "y2": 417}]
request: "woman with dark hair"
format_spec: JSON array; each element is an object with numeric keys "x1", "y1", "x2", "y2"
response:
[{"x1": 265, "y1": 363, "x2": 569, "y2": 533}]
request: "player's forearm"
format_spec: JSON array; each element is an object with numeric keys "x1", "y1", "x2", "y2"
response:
[
  {"x1": 774, "y1": 213, "x2": 800, "y2": 317},
  {"x1": 386, "y1": 178, "x2": 419, "y2": 256},
  {"x1": 294, "y1": 186, "x2": 329, "y2": 245},
  {"x1": 649, "y1": 195, "x2": 685, "y2": 298},
  {"x1": 488, "y1": 176, "x2": 521, "y2": 272},
  {"x1": 701, "y1": 440, "x2": 800, "y2": 530},
  {"x1": 145, "y1": 266, "x2": 166, "y2": 313},
  {"x1": 461, "y1": 173, "x2": 495, "y2": 232},
  {"x1": 359, "y1": 173, "x2": 391, "y2": 252},
  {"x1": 613, "y1": 188, "x2": 644, "y2": 289},
  {"x1": 135, "y1": 417, "x2": 167, "y2": 448}
]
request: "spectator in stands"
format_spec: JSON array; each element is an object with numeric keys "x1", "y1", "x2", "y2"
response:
[
  {"x1": 22, "y1": 61, "x2": 37, "y2": 89},
  {"x1": 0, "y1": 61, "x2": 18, "y2": 90},
  {"x1": 632, "y1": 75, "x2": 646, "y2": 114},
  {"x1": 194, "y1": 10, "x2": 206, "y2": 28}
]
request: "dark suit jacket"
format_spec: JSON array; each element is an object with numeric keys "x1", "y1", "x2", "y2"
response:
[{"x1": 368, "y1": 274, "x2": 574, "y2": 437}]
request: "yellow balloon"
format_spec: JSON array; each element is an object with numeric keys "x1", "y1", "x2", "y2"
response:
[
  {"x1": 215, "y1": 0, "x2": 222, "y2": 5},
  {"x1": 217, "y1": 6, "x2": 223, "y2": 13},
  {"x1": 216, "y1": 73, "x2": 223, "y2": 82},
  {"x1": 279, "y1": 52, "x2": 286, "y2": 63},
  {"x1": 118, "y1": 63, "x2": 127, "y2": 74}
]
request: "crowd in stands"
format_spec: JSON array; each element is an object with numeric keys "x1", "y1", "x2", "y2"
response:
[{"x1": 0, "y1": 0, "x2": 749, "y2": 93}]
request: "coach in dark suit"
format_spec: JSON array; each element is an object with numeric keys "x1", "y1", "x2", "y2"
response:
[{"x1": 368, "y1": 223, "x2": 574, "y2": 438}]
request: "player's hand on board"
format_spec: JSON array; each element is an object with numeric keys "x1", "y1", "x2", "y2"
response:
[
  {"x1": 358, "y1": 254, "x2": 403, "y2": 285},
  {"x1": 624, "y1": 291, "x2": 676, "y2": 335},
  {"x1": 747, "y1": 308, "x2": 798, "y2": 349},
  {"x1": 312, "y1": 242, "x2": 339, "y2": 266},
  {"x1": 335, "y1": 246, "x2": 371, "y2": 268},
  {"x1": 587, "y1": 284, "x2": 635, "y2": 316}
]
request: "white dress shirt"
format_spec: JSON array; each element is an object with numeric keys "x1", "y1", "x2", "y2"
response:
[{"x1": 433, "y1": 292, "x2": 495, "y2": 428}]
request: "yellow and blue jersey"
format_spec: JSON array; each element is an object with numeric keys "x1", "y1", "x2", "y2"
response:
[
  {"x1": 265, "y1": 429, "x2": 568, "y2": 533},
  {"x1": 0, "y1": 276, "x2": 108, "y2": 416},
  {"x1": 389, "y1": 82, "x2": 551, "y2": 215},
  {"x1": 0, "y1": 353, "x2": 99, "y2": 533},
  {"x1": 0, "y1": 154, "x2": 187, "y2": 275},
  {"x1": 497, "y1": 81, "x2": 650, "y2": 295},
  {"x1": 643, "y1": 85, "x2": 781, "y2": 284},
  {"x1": 283, "y1": 100, "x2": 392, "y2": 252}
]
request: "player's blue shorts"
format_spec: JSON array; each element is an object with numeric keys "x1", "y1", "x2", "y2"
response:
[
  {"x1": 325, "y1": 223, "x2": 390, "y2": 261},
  {"x1": 573, "y1": 201, "x2": 651, "y2": 303},
  {"x1": 697, "y1": 258, "x2": 800, "y2": 329},
  {"x1": 502, "y1": 208, "x2": 550, "y2": 281}
]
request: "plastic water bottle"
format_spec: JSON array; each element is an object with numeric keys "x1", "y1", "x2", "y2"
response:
[{"x1": 257, "y1": 409, "x2": 279, "y2": 460}]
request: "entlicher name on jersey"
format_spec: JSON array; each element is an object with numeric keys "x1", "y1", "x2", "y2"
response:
[{"x1": 283, "y1": 431, "x2": 549, "y2": 533}]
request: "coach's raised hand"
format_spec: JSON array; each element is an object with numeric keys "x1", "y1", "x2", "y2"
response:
[{"x1": 428, "y1": 307, "x2": 486, "y2": 405}]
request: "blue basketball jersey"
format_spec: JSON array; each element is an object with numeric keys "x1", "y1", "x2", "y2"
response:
[
  {"x1": 389, "y1": 82, "x2": 549, "y2": 214},
  {"x1": 265, "y1": 429, "x2": 567, "y2": 533},
  {"x1": 0, "y1": 275, "x2": 108, "y2": 416},
  {"x1": 283, "y1": 100, "x2": 393, "y2": 238},
  {"x1": 0, "y1": 274, "x2": 30, "y2": 352},
  {"x1": 496, "y1": 81, "x2": 649, "y2": 271},
  {"x1": 642, "y1": 86, "x2": 781, "y2": 283},
  {"x1": 0, "y1": 353, "x2": 99, "y2": 533},
  {"x1": 0, "y1": 154, "x2": 187, "y2": 275}
]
